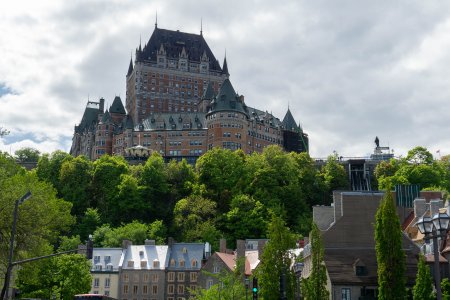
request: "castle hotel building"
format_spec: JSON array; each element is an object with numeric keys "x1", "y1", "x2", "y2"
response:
[{"x1": 70, "y1": 25, "x2": 309, "y2": 162}]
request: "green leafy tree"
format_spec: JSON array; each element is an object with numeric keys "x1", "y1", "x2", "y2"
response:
[
  {"x1": 225, "y1": 194, "x2": 268, "y2": 242},
  {"x1": 196, "y1": 148, "x2": 245, "y2": 213},
  {"x1": 413, "y1": 254, "x2": 433, "y2": 300},
  {"x1": 91, "y1": 155, "x2": 129, "y2": 223},
  {"x1": 14, "y1": 147, "x2": 40, "y2": 162},
  {"x1": 140, "y1": 152, "x2": 170, "y2": 221},
  {"x1": 76, "y1": 208, "x2": 101, "y2": 241},
  {"x1": 0, "y1": 170, "x2": 75, "y2": 299},
  {"x1": 192, "y1": 259, "x2": 247, "y2": 299},
  {"x1": 375, "y1": 187, "x2": 406, "y2": 299},
  {"x1": 114, "y1": 174, "x2": 147, "y2": 225},
  {"x1": 36, "y1": 150, "x2": 71, "y2": 194},
  {"x1": 173, "y1": 189, "x2": 221, "y2": 243},
  {"x1": 99, "y1": 221, "x2": 150, "y2": 247},
  {"x1": 302, "y1": 222, "x2": 329, "y2": 300},
  {"x1": 148, "y1": 220, "x2": 168, "y2": 245},
  {"x1": 441, "y1": 278, "x2": 450, "y2": 299},
  {"x1": 256, "y1": 213, "x2": 297, "y2": 299},
  {"x1": 17, "y1": 254, "x2": 91, "y2": 300},
  {"x1": 320, "y1": 154, "x2": 349, "y2": 201},
  {"x1": 59, "y1": 155, "x2": 93, "y2": 220}
]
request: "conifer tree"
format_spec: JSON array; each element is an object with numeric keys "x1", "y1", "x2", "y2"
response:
[
  {"x1": 413, "y1": 254, "x2": 434, "y2": 300},
  {"x1": 302, "y1": 222, "x2": 329, "y2": 300},
  {"x1": 375, "y1": 187, "x2": 406, "y2": 299}
]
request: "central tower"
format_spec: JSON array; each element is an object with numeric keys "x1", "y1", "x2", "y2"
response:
[{"x1": 126, "y1": 25, "x2": 228, "y2": 125}]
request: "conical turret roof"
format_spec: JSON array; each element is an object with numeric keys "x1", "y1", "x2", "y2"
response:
[
  {"x1": 110, "y1": 96, "x2": 126, "y2": 114},
  {"x1": 209, "y1": 79, "x2": 247, "y2": 116},
  {"x1": 282, "y1": 108, "x2": 300, "y2": 131},
  {"x1": 127, "y1": 57, "x2": 133, "y2": 77},
  {"x1": 202, "y1": 81, "x2": 215, "y2": 100}
]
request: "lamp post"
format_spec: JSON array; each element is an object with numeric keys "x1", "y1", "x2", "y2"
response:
[
  {"x1": 4, "y1": 191, "x2": 32, "y2": 300},
  {"x1": 293, "y1": 262, "x2": 304, "y2": 300},
  {"x1": 416, "y1": 212, "x2": 450, "y2": 300},
  {"x1": 245, "y1": 278, "x2": 249, "y2": 300}
]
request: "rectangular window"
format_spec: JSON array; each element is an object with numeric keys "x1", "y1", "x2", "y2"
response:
[
  {"x1": 133, "y1": 285, "x2": 138, "y2": 294},
  {"x1": 105, "y1": 278, "x2": 110, "y2": 288},
  {"x1": 152, "y1": 285, "x2": 158, "y2": 295},
  {"x1": 190, "y1": 272, "x2": 197, "y2": 282},
  {"x1": 152, "y1": 273, "x2": 159, "y2": 282},
  {"x1": 168, "y1": 284, "x2": 175, "y2": 294},
  {"x1": 342, "y1": 288, "x2": 351, "y2": 300},
  {"x1": 177, "y1": 272, "x2": 185, "y2": 282},
  {"x1": 168, "y1": 272, "x2": 175, "y2": 282},
  {"x1": 94, "y1": 278, "x2": 99, "y2": 288},
  {"x1": 143, "y1": 285, "x2": 148, "y2": 294},
  {"x1": 177, "y1": 285, "x2": 185, "y2": 294},
  {"x1": 123, "y1": 284, "x2": 129, "y2": 294}
]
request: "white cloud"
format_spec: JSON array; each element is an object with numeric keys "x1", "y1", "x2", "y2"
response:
[{"x1": 1, "y1": 0, "x2": 450, "y2": 158}]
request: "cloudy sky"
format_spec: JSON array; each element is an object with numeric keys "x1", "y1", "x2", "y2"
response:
[{"x1": 1, "y1": 0, "x2": 449, "y2": 158}]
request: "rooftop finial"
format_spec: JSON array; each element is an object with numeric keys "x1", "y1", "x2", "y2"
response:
[
  {"x1": 200, "y1": 17, "x2": 203, "y2": 36},
  {"x1": 155, "y1": 11, "x2": 158, "y2": 28}
]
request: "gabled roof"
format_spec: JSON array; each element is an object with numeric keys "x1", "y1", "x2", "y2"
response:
[
  {"x1": 110, "y1": 96, "x2": 126, "y2": 114},
  {"x1": 138, "y1": 28, "x2": 222, "y2": 72},
  {"x1": 209, "y1": 79, "x2": 247, "y2": 115},
  {"x1": 282, "y1": 108, "x2": 300, "y2": 132}
]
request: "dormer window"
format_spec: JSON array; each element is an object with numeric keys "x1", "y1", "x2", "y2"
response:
[
  {"x1": 104, "y1": 256, "x2": 111, "y2": 263},
  {"x1": 191, "y1": 259, "x2": 198, "y2": 267},
  {"x1": 94, "y1": 256, "x2": 100, "y2": 263},
  {"x1": 153, "y1": 259, "x2": 160, "y2": 268},
  {"x1": 355, "y1": 266, "x2": 367, "y2": 276},
  {"x1": 95, "y1": 264, "x2": 102, "y2": 271},
  {"x1": 182, "y1": 247, "x2": 188, "y2": 253},
  {"x1": 170, "y1": 259, "x2": 176, "y2": 267},
  {"x1": 179, "y1": 260, "x2": 185, "y2": 267}
]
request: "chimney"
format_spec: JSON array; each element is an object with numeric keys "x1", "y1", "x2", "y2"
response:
[
  {"x1": 236, "y1": 240, "x2": 245, "y2": 275},
  {"x1": 257, "y1": 240, "x2": 266, "y2": 259},
  {"x1": 220, "y1": 238, "x2": 227, "y2": 253},
  {"x1": 239, "y1": 95, "x2": 245, "y2": 103},
  {"x1": 122, "y1": 239, "x2": 132, "y2": 249},
  {"x1": 430, "y1": 199, "x2": 444, "y2": 216},
  {"x1": 99, "y1": 97, "x2": 105, "y2": 112},
  {"x1": 168, "y1": 237, "x2": 175, "y2": 248},
  {"x1": 414, "y1": 198, "x2": 427, "y2": 218},
  {"x1": 145, "y1": 239, "x2": 155, "y2": 246}
]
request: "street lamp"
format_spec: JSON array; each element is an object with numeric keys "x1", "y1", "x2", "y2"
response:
[
  {"x1": 244, "y1": 278, "x2": 249, "y2": 300},
  {"x1": 416, "y1": 212, "x2": 450, "y2": 300},
  {"x1": 294, "y1": 262, "x2": 304, "y2": 300},
  {"x1": 3, "y1": 191, "x2": 32, "y2": 300}
]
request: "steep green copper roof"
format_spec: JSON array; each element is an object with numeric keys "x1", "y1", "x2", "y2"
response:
[
  {"x1": 110, "y1": 96, "x2": 126, "y2": 114},
  {"x1": 222, "y1": 56, "x2": 229, "y2": 76},
  {"x1": 101, "y1": 110, "x2": 111, "y2": 123},
  {"x1": 202, "y1": 81, "x2": 215, "y2": 100},
  {"x1": 209, "y1": 79, "x2": 247, "y2": 115},
  {"x1": 127, "y1": 57, "x2": 133, "y2": 77},
  {"x1": 75, "y1": 102, "x2": 102, "y2": 133},
  {"x1": 282, "y1": 108, "x2": 300, "y2": 132}
]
